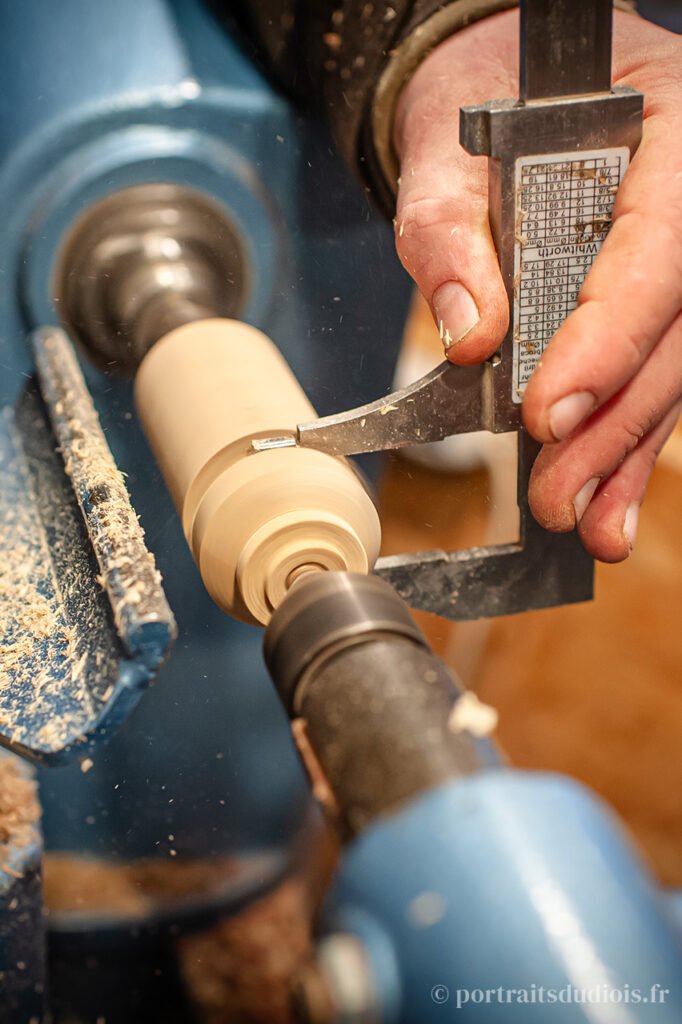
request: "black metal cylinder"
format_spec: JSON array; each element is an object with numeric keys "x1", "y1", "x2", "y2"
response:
[
  {"x1": 264, "y1": 573, "x2": 499, "y2": 836},
  {"x1": 264, "y1": 572, "x2": 427, "y2": 715}
]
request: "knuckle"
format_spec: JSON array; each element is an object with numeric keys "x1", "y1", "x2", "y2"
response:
[
  {"x1": 575, "y1": 296, "x2": 645, "y2": 374},
  {"x1": 395, "y1": 183, "x2": 488, "y2": 234},
  {"x1": 621, "y1": 423, "x2": 645, "y2": 454},
  {"x1": 617, "y1": 320, "x2": 651, "y2": 372},
  {"x1": 394, "y1": 196, "x2": 465, "y2": 277},
  {"x1": 619, "y1": 409, "x2": 659, "y2": 458},
  {"x1": 396, "y1": 195, "x2": 462, "y2": 238},
  {"x1": 394, "y1": 191, "x2": 494, "y2": 288},
  {"x1": 614, "y1": 209, "x2": 682, "y2": 290},
  {"x1": 645, "y1": 212, "x2": 682, "y2": 267}
]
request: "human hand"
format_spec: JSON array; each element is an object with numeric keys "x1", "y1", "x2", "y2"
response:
[{"x1": 393, "y1": 9, "x2": 682, "y2": 561}]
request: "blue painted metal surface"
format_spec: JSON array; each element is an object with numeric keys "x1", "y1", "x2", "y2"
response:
[
  {"x1": 0, "y1": 0, "x2": 410, "y2": 963},
  {"x1": 327, "y1": 773, "x2": 682, "y2": 1022},
  {"x1": 0, "y1": 328, "x2": 177, "y2": 763},
  {"x1": 0, "y1": 394, "x2": 164, "y2": 762}
]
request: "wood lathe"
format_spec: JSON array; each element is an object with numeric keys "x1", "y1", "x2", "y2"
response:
[{"x1": 2, "y1": 2, "x2": 682, "y2": 1023}]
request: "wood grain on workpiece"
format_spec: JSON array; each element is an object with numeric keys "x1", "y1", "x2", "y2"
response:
[{"x1": 134, "y1": 319, "x2": 380, "y2": 624}]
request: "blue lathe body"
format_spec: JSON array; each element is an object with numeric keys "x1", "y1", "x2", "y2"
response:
[
  {"x1": 0, "y1": 2, "x2": 681, "y2": 1023},
  {"x1": 0, "y1": 0, "x2": 408, "y2": 1017}
]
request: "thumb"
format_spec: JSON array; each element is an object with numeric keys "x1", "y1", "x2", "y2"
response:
[{"x1": 392, "y1": 17, "x2": 516, "y2": 363}]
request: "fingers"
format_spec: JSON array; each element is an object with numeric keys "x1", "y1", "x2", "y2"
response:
[
  {"x1": 523, "y1": 76, "x2": 682, "y2": 444},
  {"x1": 529, "y1": 311, "x2": 682, "y2": 558},
  {"x1": 390, "y1": 5, "x2": 682, "y2": 563},
  {"x1": 521, "y1": 17, "x2": 682, "y2": 560},
  {"x1": 577, "y1": 401, "x2": 682, "y2": 562},
  {"x1": 392, "y1": 11, "x2": 517, "y2": 364}
]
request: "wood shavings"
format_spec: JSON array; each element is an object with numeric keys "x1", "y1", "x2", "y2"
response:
[
  {"x1": 34, "y1": 329, "x2": 175, "y2": 655},
  {"x1": 0, "y1": 757, "x2": 40, "y2": 855},
  {"x1": 179, "y1": 878, "x2": 313, "y2": 1024},
  {"x1": 0, "y1": 393, "x2": 124, "y2": 753},
  {"x1": 43, "y1": 852, "x2": 240, "y2": 916},
  {"x1": 448, "y1": 691, "x2": 498, "y2": 737},
  {"x1": 0, "y1": 444, "x2": 89, "y2": 747}
]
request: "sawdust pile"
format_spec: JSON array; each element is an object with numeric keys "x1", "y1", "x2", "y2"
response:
[
  {"x1": 43, "y1": 853, "x2": 240, "y2": 917},
  {"x1": 36, "y1": 330, "x2": 174, "y2": 651},
  {"x1": 0, "y1": 444, "x2": 89, "y2": 750},
  {"x1": 178, "y1": 826, "x2": 337, "y2": 1024},
  {"x1": 0, "y1": 393, "x2": 99, "y2": 753},
  {"x1": 179, "y1": 878, "x2": 313, "y2": 1024},
  {"x1": 0, "y1": 757, "x2": 40, "y2": 853},
  {"x1": 42, "y1": 819, "x2": 338, "y2": 1024},
  {"x1": 44, "y1": 853, "x2": 315, "y2": 1024},
  {"x1": 0, "y1": 497, "x2": 79, "y2": 681},
  {"x1": 0, "y1": 329, "x2": 174, "y2": 755}
]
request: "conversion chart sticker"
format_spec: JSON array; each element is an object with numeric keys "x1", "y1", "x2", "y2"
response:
[{"x1": 512, "y1": 147, "x2": 630, "y2": 403}]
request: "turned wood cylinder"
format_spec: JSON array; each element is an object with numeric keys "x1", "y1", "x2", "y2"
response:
[{"x1": 134, "y1": 319, "x2": 381, "y2": 624}]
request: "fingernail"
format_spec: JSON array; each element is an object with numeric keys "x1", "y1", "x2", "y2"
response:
[
  {"x1": 573, "y1": 477, "x2": 600, "y2": 522},
  {"x1": 432, "y1": 282, "x2": 479, "y2": 349},
  {"x1": 623, "y1": 503, "x2": 639, "y2": 550},
  {"x1": 548, "y1": 391, "x2": 596, "y2": 441}
]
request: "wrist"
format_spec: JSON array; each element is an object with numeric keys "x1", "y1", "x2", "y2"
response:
[
  {"x1": 393, "y1": 7, "x2": 518, "y2": 163},
  {"x1": 381, "y1": 0, "x2": 639, "y2": 200},
  {"x1": 371, "y1": 0, "x2": 519, "y2": 201}
]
